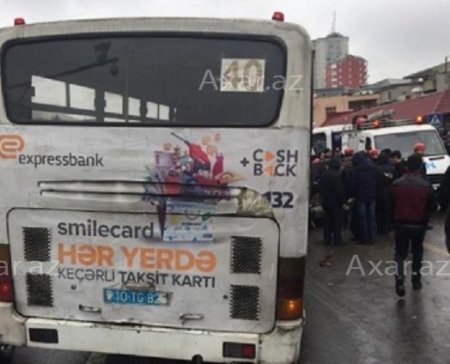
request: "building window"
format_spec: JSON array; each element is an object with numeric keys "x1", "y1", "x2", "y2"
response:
[{"x1": 325, "y1": 106, "x2": 336, "y2": 115}]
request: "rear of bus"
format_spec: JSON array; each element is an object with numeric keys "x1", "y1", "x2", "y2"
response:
[{"x1": 0, "y1": 17, "x2": 311, "y2": 363}]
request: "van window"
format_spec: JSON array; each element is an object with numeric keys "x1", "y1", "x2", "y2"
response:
[
  {"x1": 312, "y1": 132, "x2": 327, "y2": 155},
  {"x1": 331, "y1": 131, "x2": 342, "y2": 151},
  {"x1": 375, "y1": 130, "x2": 446, "y2": 157}
]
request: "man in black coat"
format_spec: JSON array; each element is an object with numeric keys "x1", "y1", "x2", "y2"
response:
[
  {"x1": 376, "y1": 152, "x2": 395, "y2": 234},
  {"x1": 351, "y1": 151, "x2": 378, "y2": 244},
  {"x1": 438, "y1": 165, "x2": 450, "y2": 210},
  {"x1": 390, "y1": 150, "x2": 405, "y2": 180},
  {"x1": 319, "y1": 158, "x2": 345, "y2": 246}
]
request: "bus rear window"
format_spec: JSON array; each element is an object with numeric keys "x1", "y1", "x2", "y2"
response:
[{"x1": 2, "y1": 35, "x2": 286, "y2": 126}]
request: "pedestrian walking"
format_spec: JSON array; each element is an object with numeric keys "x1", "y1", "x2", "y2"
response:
[
  {"x1": 391, "y1": 154, "x2": 436, "y2": 297},
  {"x1": 351, "y1": 151, "x2": 378, "y2": 244},
  {"x1": 319, "y1": 157, "x2": 345, "y2": 246}
]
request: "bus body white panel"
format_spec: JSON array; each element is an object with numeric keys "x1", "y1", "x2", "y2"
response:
[
  {"x1": 0, "y1": 305, "x2": 303, "y2": 363},
  {"x1": 0, "y1": 18, "x2": 312, "y2": 363}
]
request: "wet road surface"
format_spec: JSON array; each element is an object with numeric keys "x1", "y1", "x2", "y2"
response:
[
  {"x1": 8, "y1": 215, "x2": 450, "y2": 364},
  {"x1": 299, "y1": 212, "x2": 450, "y2": 364}
]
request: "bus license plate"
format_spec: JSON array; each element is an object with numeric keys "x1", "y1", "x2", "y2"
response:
[{"x1": 104, "y1": 288, "x2": 170, "y2": 306}]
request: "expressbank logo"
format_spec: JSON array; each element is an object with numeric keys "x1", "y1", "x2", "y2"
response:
[
  {"x1": 0, "y1": 134, "x2": 25, "y2": 159},
  {"x1": 240, "y1": 149, "x2": 299, "y2": 177},
  {"x1": 0, "y1": 133, "x2": 104, "y2": 168}
]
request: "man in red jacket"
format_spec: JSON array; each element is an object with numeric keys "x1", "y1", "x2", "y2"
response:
[{"x1": 391, "y1": 154, "x2": 436, "y2": 297}]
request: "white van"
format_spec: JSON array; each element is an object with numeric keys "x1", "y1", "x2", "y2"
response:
[{"x1": 344, "y1": 122, "x2": 450, "y2": 189}]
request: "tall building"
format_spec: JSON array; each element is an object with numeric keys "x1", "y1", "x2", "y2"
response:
[
  {"x1": 313, "y1": 33, "x2": 368, "y2": 90},
  {"x1": 313, "y1": 33, "x2": 349, "y2": 89},
  {"x1": 325, "y1": 55, "x2": 368, "y2": 89}
]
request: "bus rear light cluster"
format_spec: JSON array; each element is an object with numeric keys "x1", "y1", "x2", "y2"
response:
[
  {"x1": 272, "y1": 12, "x2": 285, "y2": 22},
  {"x1": 14, "y1": 18, "x2": 26, "y2": 26},
  {"x1": 0, "y1": 245, "x2": 13, "y2": 302},
  {"x1": 223, "y1": 342, "x2": 256, "y2": 359},
  {"x1": 276, "y1": 257, "x2": 305, "y2": 320}
]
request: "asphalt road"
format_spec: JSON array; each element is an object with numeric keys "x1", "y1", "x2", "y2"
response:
[
  {"x1": 7, "y1": 215, "x2": 450, "y2": 364},
  {"x1": 299, "y1": 212, "x2": 450, "y2": 364}
]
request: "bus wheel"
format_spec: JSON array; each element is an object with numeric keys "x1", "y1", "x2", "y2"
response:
[{"x1": 0, "y1": 344, "x2": 15, "y2": 363}]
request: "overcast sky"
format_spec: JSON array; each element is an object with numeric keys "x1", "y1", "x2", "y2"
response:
[{"x1": 2, "y1": 0, "x2": 450, "y2": 82}]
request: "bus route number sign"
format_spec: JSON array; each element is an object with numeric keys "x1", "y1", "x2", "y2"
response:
[{"x1": 220, "y1": 58, "x2": 266, "y2": 93}]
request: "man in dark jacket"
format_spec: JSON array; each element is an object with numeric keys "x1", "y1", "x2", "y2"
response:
[
  {"x1": 390, "y1": 150, "x2": 405, "y2": 180},
  {"x1": 392, "y1": 154, "x2": 436, "y2": 297},
  {"x1": 376, "y1": 152, "x2": 395, "y2": 234},
  {"x1": 320, "y1": 158, "x2": 345, "y2": 246},
  {"x1": 438, "y1": 165, "x2": 450, "y2": 210},
  {"x1": 341, "y1": 148, "x2": 355, "y2": 231},
  {"x1": 445, "y1": 210, "x2": 450, "y2": 254},
  {"x1": 352, "y1": 151, "x2": 378, "y2": 244},
  {"x1": 441, "y1": 166, "x2": 450, "y2": 254}
]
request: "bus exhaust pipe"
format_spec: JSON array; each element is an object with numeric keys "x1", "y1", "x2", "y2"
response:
[{"x1": 192, "y1": 355, "x2": 204, "y2": 364}]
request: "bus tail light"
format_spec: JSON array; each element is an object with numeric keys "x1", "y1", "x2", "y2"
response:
[
  {"x1": 0, "y1": 245, "x2": 13, "y2": 302},
  {"x1": 272, "y1": 12, "x2": 285, "y2": 22},
  {"x1": 276, "y1": 257, "x2": 305, "y2": 320},
  {"x1": 223, "y1": 342, "x2": 256, "y2": 359},
  {"x1": 14, "y1": 18, "x2": 26, "y2": 26}
]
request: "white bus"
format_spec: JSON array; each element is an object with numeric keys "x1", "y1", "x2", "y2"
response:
[{"x1": 0, "y1": 16, "x2": 312, "y2": 363}]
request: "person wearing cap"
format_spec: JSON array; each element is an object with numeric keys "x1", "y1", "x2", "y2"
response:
[
  {"x1": 414, "y1": 142, "x2": 426, "y2": 155},
  {"x1": 391, "y1": 154, "x2": 436, "y2": 297},
  {"x1": 368, "y1": 148, "x2": 379, "y2": 162},
  {"x1": 344, "y1": 147, "x2": 354, "y2": 157},
  {"x1": 414, "y1": 143, "x2": 427, "y2": 177}
]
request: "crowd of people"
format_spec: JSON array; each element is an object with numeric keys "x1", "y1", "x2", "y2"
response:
[
  {"x1": 310, "y1": 143, "x2": 442, "y2": 296},
  {"x1": 311, "y1": 146, "x2": 419, "y2": 245}
]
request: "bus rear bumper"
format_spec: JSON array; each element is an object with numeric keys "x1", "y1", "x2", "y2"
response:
[
  {"x1": 0, "y1": 303, "x2": 304, "y2": 363},
  {"x1": 0, "y1": 303, "x2": 26, "y2": 346}
]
